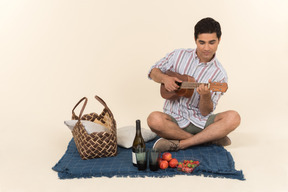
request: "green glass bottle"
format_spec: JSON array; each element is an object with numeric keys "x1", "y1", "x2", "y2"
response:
[{"x1": 132, "y1": 119, "x2": 146, "y2": 166}]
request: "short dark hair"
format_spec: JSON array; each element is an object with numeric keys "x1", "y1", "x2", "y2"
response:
[{"x1": 194, "y1": 17, "x2": 222, "y2": 40}]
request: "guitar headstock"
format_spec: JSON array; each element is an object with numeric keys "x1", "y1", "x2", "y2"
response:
[{"x1": 209, "y1": 82, "x2": 228, "y2": 92}]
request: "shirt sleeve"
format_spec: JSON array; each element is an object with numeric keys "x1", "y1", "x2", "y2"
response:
[
  {"x1": 211, "y1": 76, "x2": 228, "y2": 111},
  {"x1": 148, "y1": 50, "x2": 176, "y2": 79},
  {"x1": 211, "y1": 92, "x2": 222, "y2": 111}
]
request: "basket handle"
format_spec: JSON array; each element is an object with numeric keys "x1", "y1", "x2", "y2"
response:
[
  {"x1": 94, "y1": 95, "x2": 114, "y2": 118},
  {"x1": 72, "y1": 97, "x2": 88, "y2": 121}
]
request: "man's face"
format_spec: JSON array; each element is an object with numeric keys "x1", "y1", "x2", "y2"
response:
[{"x1": 195, "y1": 32, "x2": 220, "y2": 63}]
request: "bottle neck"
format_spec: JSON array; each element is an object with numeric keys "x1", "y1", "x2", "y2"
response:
[
  {"x1": 136, "y1": 126, "x2": 142, "y2": 136},
  {"x1": 136, "y1": 120, "x2": 141, "y2": 136}
]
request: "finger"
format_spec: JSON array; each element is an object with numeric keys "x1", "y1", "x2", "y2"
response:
[
  {"x1": 198, "y1": 84, "x2": 204, "y2": 90},
  {"x1": 196, "y1": 87, "x2": 201, "y2": 94},
  {"x1": 174, "y1": 77, "x2": 182, "y2": 83},
  {"x1": 167, "y1": 85, "x2": 176, "y2": 92},
  {"x1": 171, "y1": 86, "x2": 178, "y2": 92},
  {"x1": 173, "y1": 82, "x2": 180, "y2": 89},
  {"x1": 204, "y1": 83, "x2": 210, "y2": 90},
  {"x1": 167, "y1": 86, "x2": 173, "y2": 92},
  {"x1": 172, "y1": 84, "x2": 179, "y2": 90}
]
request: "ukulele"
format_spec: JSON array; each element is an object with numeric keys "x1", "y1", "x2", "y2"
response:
[{"x1": 160, "y1": 71, "x2": 228, "y2": 100}]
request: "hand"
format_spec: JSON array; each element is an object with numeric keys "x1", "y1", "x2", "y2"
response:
[
  {"x1": 197, "y1": 79, "x2": 211, "y2": 97},
  {"x1": 163, "y1": 76, "x2": 182, "y2": 92}
]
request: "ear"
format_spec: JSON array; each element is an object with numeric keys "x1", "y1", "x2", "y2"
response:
[{"x1": 218, "y1": 37, "x2": 221, "y2": 44}]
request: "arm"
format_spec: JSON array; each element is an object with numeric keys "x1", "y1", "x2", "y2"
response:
[
  {"x1": 149, "y1": 68, "x2": 182, "y2": 92},
  {"x1": 197, "y1": 80, "x2": 213, "y2": 116}
]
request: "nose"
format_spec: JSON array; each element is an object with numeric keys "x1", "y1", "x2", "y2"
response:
[{"x1": 204, "y1": 43, "x2": 209, "y2": 51}]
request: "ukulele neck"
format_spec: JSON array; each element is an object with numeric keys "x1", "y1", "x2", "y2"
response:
[{"x1": 180, "y1": 82, "x2": 210, "y2": 89}]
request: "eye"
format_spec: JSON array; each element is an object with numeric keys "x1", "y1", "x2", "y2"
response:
[{"x1": 209, "y1": 41, "x2": 216, "y2": 45}]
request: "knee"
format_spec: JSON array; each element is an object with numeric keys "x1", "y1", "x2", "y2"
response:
[
  {"x1": 147, "y1": 111, "x2": 165, "y2": 132},
  {"x1": 226, "y1": 110, "x2": 241, "y2": 130}
]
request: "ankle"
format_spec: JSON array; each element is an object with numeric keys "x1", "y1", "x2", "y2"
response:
[{"x1": 178, "y1": 140, "x2": 185, "y2": 150}]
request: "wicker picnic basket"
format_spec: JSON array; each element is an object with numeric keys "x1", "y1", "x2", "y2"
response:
[{"x1": 71, "y1": 95, "x2": 117, "y2": 160}]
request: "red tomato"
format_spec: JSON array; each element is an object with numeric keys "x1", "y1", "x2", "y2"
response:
[
  {"x1": 162, "y1": 152, "x2": 172, "y2": 162},
  {"x1": 159, "y1": 160, "x2": 169, "y2": 169},
  {"x1": 168, "y1": 158, "x2": 178, "y2": 168}
]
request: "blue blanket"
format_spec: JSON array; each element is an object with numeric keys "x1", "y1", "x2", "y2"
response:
[{"x1": 52, "y1": 138, "x2": 245, "y2": 180}]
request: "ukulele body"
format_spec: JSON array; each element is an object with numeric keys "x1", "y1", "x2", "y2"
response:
[{"x1": 160, "y1": 71, "x2": 195, "y2": 100}]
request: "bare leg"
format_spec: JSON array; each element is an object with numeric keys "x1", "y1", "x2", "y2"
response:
[
  {"x1": 179, "y1": 110, "x2": 240, "y2": 149},
  {"x1": 147, "y1": 110, "x2": 241, "y2": 149},
  {"x1": 147, "y1": 111, "x2": 193, "y2": 140}
]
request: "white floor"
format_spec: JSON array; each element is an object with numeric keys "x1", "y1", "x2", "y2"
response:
[{"x1": 1, "y1": 113, "x2": 287, "y2": 192}]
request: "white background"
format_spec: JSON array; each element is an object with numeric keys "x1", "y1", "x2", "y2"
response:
[{"x1": 0, "y1": 0, "x2": 287, "y2": 191}]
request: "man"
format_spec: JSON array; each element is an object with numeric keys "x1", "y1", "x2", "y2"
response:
[{"x1": 147, "y1": 17, "x2": 241, "y2": 152}]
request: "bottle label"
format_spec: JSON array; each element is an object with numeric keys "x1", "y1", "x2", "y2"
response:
[{"x1": 132, "y1": 151, "x2": 137, "y2": 165}]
